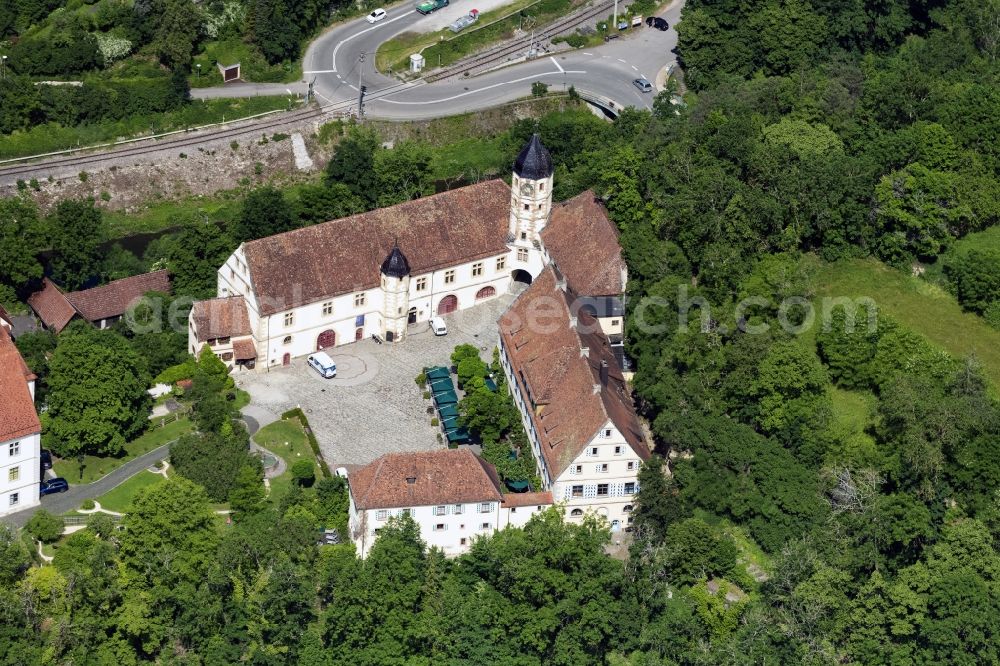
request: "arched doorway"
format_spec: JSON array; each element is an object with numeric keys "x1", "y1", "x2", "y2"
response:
[
  {"x1": 407, "y1": 307, "x2": 418, "y2": 324},
  {"x1": 282, "y1": 353, "x2": 291, "y2": 366},
  {"x1": 437, "y1": 295, "x2": 458, "y2": 315},
  {"x1": 355, "y1": 327, "x2": 364, "y2": 341},
  {"x1": 475, "y1": 286, "x2": 496, "y2": 301},
  {"x1": 316, "y1": 330, "x2": 336, "y2": 350},
  {"x1": 511, "y1": 269, "x2": 532, "y2": 285}
]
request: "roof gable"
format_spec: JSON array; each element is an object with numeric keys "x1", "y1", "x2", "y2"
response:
[
  {"x1": 541, "y1": 191, "x2": 625, "y2": 297},
  {"x1": 0, "y1": 334, "x2": 40, "y2": 442},
  {"x1": 66, "y1": 270, "x2": 171, "y2": 322},
  {"x1": 27, "y1": 278, "x2": 77, "y2": 333}
]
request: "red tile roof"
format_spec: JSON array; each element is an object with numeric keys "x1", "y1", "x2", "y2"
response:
[
  {"x1": 66, "y1": 270, "x2": 170, "y2": 322},
  {"x1": 232, "y1": 338, "x2": 257, "y2": 361},
  {"x1": 498, "y1": 266, "x2": 649, "y2": 477},
  {"x1": 541, "y1": 191, "x2": 626, "y2": 297},
  {"x1": 27, "y1": 278, "x2": 77, "y2": 333},
  {"x1": 191, "y1": 296, "x2": 252, "y2": 341},
  {"x1": 349, "y1": 449, "x2": 503, "y2": 510},
  {"x1": 0, "y1": 303, "x2": 12, "y2": 331},
  {"x1": 0, "y1": 334, "x2": 40, "y2": 442},
  {"x1": 501, "y1": 491, "x2": 554, "y2": 507},
  {"x1": 243, "y1": 180, "x2": 512, "y2": 315}
]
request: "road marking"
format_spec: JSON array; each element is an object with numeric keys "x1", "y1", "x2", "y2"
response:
[
  {"x1": 583, "y1": 52, "x2": 594, "y2": 56},
  {"x1": 378, "y1": 69, "x2": 586, "y2": 105},
  {"x1": 303, "y1": 69, "x2": 338, "y2": 74},
  {"x1": 564, "y1": 70, "x2": 586, "y2": 74},
  {"x1": 602, "y1": 55, "x2": 610, "y2": 59},
  {"x1": 331, "y1": 12, "x2": 411, "y2": 72},
  {"x1": 617, "y1": 58, "x2": 626, "y2": 63},
  {"x1": 631, "y1": 65, "x2": 637, "y2": 71},
  {"x1": 287, "y1": 88, "x2": 293, "y2": 94},
  {"x1": 550, "y1": 56, "x2": 564, "y2": 73}
]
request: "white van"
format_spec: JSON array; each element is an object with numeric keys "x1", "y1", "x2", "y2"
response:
[
  {"x1": 307, "y1": 352, "x2": 337, "y2": 378},
  {"x1": 429, "y1": 317, "x2": 448, "y2": 336}
]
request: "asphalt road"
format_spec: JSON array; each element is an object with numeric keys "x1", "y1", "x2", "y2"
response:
[{"x1": 295, "y1": 0, "x2": 683, "y2": 118}]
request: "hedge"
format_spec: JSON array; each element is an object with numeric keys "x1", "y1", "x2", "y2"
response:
[{"x1": 280, "y1": 408, "x2": 332, "y2": 478}]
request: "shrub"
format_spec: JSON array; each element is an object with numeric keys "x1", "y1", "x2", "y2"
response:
[
  {"x1": 79, "y1": 171, "x2": 89, "y2": 182},
  {"x1": 29, "y1": 178, "x2": 40, "y2": 191},
  {"x1": 532, "y1": 81, "x2": 549, "y2": 97},
  {"x1": 230, "y1": 141, "x2": 239, "y2": 151},
  {"x1": 17, "y1": 179, "x2": 27, "y2": 191},
  {"x1": 26, "y1": 510, "x2": 63, "y2": 544},
  {"x1": 415, "y1": 371, "x2": 427, "y2": 388},
  {"x1": 100, "y1": 191, "x2": 111, "y2": 201},
  {"x1": 985, "y1": 302, "x2": 1000, "y2": 330},
  {"x1": 87, "y1": 513, "x2": 117, "y2": 538},
  {"x1": 291, "y1": 459, "x2": 316, "y2": 487},
  {"x1": 431, "y1": 417, "x2": 439, "y2": 427},
  {"x1": 423, "y1": 390, "x2": 431, "y2": 400},
  {"x1": 81, "y1": 499, "x2": 95, "y2": 510}
]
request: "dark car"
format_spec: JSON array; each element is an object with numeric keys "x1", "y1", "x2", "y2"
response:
[
  {"x1": 40, "y1": 478, "x2": 69, "y2": 495},
  {"x1": 40, "y1": 450, "x2": 52, "y2": 470},
  {"x1": 645, "y1": 16, "x2": 669, "y2": 30}
]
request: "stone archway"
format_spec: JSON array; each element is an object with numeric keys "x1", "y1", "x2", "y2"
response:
[
  {"x1": 511, "y1": 269, "x2": 532, "y2": 285},
  {"x1": 437, "y1": 295, "x2": 458, "y2": 315},
  {"x1": 316, "y1": 329, "x2": 336, "y2": 350}
]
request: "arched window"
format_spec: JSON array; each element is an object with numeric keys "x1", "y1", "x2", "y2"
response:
[
  {"x1": 475, "y1": 286, "x2": 496, "y2": 301},
  {"x1": 623, "y1": 505, "x2": 633, "y2": 513},
  {"x1": 570, "y1": 508, "x2": 583, "y2": 517},
  {"x1": 282, "y1": 336, "x2": 292, "y2": 345}
]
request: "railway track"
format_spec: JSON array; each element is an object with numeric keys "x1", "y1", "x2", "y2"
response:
[
  {"x1": 0, "y1": 106, "x2": 323, "y2": 180},
  {"x1": 424, "y1": 0, "x2": 616, "y2": 82}
]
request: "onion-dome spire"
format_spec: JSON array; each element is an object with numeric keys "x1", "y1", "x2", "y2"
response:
[
  {"x1": 513, "y1": 133, "x2": 553, "y2": 180},
  {"x1": 380, "y1": 242, "x2": 410, "y2": 278}
]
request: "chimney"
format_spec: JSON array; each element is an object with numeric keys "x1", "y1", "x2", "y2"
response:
[
  {"x1": 600, "y1": 360, "x2": 609, "y2": 386},
  {"x1": 580, "y1": 347, "x2": 589, "y2": 358}
]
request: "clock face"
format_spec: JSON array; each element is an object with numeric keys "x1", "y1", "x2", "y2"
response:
[{"x1": 520, "y1": 182, "x2": 535, "y2": 196}]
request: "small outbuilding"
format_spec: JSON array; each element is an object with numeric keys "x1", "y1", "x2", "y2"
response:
[{"x1": 217, "y1": 61, "x2": 241, "y2": 83}]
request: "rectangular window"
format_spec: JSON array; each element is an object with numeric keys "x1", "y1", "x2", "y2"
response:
[
  {"x1": 627, "y1": 461, "x2": 636, "y2": 471},
  {"x1": 496, "y1": 257, "x2": 506, "y2": 271},
  {"x1": 453, "y1": 504, "x2": 463, "y2": 514},
  {"x1": 444, "y1": 270, "x2": 455, "y2": 284},
  {"x1": 520, "y1": 232, "x2": 527, "y2": 240},
  {"x1": 460, "y1": 538, "x2": 467, "y2": 545},
  {"x1": 322, "y1": 302, "x2": 333, "y2": 316},
  {"x1": 434, "y1": 505, "x2": 447, "y2": 516},
  {"x1": 472, "y1": 262, "x2": 483, "y2": 277},
  {"x1": 624, "y1": 482, "x2": 636, "y2": 494},
  {"x1": 354, "y1": 293, "x2": 366, "y2": 308},
  {"x1": 517, "y1": 248, "x2": 528, "y2": 262},
  {"x1": 375, "y1": 510, "x2": 388, "y2": 521},
  {"x1": 8, "y1": 442, "x2": 18, "y2": 457},
  {"x1": 605, "y1": 429, "x2": 613, "y2": 438},
  {"x1": 8, "y1": 493, "x2": 17, "y2": 507},
  {"x1": 434, "y1": 523, "x2": 446, "y2": 531},
  {"x1": 611, "y1": 319, "x2": 620, "y2": 326},
  {"x1": 596, "y1": 463, "x2": 608, "y2": 473},
  {"x1": 614, "y1": 446, "x2": 623, "y2": 455},
  {"x1": 416, "y1": 277, "x2": 428, "y2": 291},
  {"x1": 283, "y1": 312, "x2": 294, "y2": 327},
  {"x1": 8, "y1": 467, "x2": 18, "y2": 482},
  {"x1": 571, "y1": 485, "x2": 584, "y2": 498},
  {"x1": 479, "y1": 502, "x2": 492, "y2": 513},
  {"x1": 597, "y1": 484, "x2": 609, "y2": 496},
  {"x1": 481, "y1": 522, "x2": 490, "y2": 530},
  {"x1": 590, "y1": 446, "x2": 599, "y2": 457}
]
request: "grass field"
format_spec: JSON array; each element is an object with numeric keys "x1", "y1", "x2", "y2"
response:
[
  {"x1": 103, "y1": 195, "x2": 240, "y2": 237},
  {"x1": 811, "y1": 257, "x2": 1000, "y2": 388},
  {"x1": 52, "y1": 418, "x2": 191, "y2": 485},
  {"x1": 253, "y1": 417, "x2": 319, "y2": 501},
  {"x1": 96, "y1": 470, "x2": 169, "y2": 513}
]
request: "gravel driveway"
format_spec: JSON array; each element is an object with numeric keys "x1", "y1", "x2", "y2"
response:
[{"x1": 234, "y1": 295, "x2": 513, "y2": 467}]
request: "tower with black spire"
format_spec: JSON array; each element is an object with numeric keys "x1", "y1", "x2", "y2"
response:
[
  {"x1": 379, "y1": 242, "x2": 411, "y2": 342},
  {"x1": 509, "y1": 134, "x2": 554, "y2": 249}
]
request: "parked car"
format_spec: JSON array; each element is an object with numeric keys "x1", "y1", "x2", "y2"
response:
[
  {"x1": 307, "y1": 352, "x2": 337, "y2": 378},
  {"x1": 449, "y1": 9, "x2": 479, "y2": 32},
  {"x1": 429, "y1": 317, "x2": 448, "y2": 336},
  {"x1": 415, "y1": 0, "x2": 448, "y2": 14},
  {"x1": 633, "y1": 77, "x2": 653, "y2": 93},
  {"x1": 616, "y1": 19, "x2": 629, "y2": 30},
  {"x1": 40, "y1": 449, "x2": 52, "y2": 470},
  {"x1": 40, "y1": 477, "x2": 69, "y2": 495},
  {"x1": 366, "y1": 8, "x2": 386, "y2": 23},
  {"x1": 645, "y1": 16, "x2": 668, "y2": 30}
]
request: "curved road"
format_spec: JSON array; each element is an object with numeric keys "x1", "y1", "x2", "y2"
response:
[{"x1": 296, "y1": 0, "x2": 683, "y2": 119}]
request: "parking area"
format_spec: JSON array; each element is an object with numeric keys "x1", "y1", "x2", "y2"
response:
[{"x1": 235, "y1": 294, "x2": 514, "y2": 468}]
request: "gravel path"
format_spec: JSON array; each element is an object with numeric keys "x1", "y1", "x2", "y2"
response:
[{"x1": 1, "y1": 443, "x2": 174, "y2": 529}]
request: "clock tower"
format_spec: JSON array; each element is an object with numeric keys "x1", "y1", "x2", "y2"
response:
[{"x1": 509, "y1": 134, "x2": 554, "y2": 246}]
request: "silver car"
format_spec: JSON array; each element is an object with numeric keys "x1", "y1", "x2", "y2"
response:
[{"x1": 633, "y1": 78, "x2": 653, "y2": 93}]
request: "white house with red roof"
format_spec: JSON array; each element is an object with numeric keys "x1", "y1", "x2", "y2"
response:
[
  {"x1": 0, "y1": 333, "x2": 41, "y2": 516},
  {"x1": 497, "y1": 265, "x2": 650, "y2": 532},
  {"x1": 347, "y1": 448, "x2": 552, "y2": 557}
]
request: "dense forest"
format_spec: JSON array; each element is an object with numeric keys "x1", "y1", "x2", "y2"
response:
[{"x1": 3, "y1": 0, "x2": 1000, "y2": 663}]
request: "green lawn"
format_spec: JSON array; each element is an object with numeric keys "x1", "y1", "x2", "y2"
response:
[
  {"x1": 52, "y1": 418, "x2": 191, "y2": 485},
  {"x1": 103, "y1": 194, "x2": 240, "y2": 237},
  {"x1": 811, "y1": 257, "x2": 1000, "y2": 388},
  {"x1": 253, "y1": 417, "x2": 318, "y2": 502},
  {"x1": 95, "y1": 470, "x2": 169, "y2": 513}
]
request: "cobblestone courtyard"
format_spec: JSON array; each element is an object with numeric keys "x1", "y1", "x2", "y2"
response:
[{"x1": 235, "y1": 295, "x2": 513, "y2": 468}]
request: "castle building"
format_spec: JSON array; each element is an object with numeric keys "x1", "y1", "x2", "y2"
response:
[{"x1": 188, "y1": 135, "x2": 628, "y2": 373}]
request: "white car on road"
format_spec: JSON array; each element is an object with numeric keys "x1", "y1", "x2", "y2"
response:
[{"x1": 366, "y1": 8, "x2": 387, "y2": 23}]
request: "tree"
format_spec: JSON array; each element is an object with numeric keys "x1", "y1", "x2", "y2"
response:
[
  {"x1": 373, "y1": 142, "x2": 433, "y2": 207},
  {"x1": 229, "y1": 463, "x2": 266, "y2": 517},
  {"x1": 14, "y1": 330, "x2": 56, "y2": 404},
  {"x1": 144, "y1": 218, "x2": 233, "y2": 299},
  {"x1": 661, "y1": 518, "x2": 738, "y2": 585},
  {"x1": 43, "y1": 325, "x2": 151, "y2": 457},
  {"x1": 944, "y1": 249, "x2": 1000, "y2": 314},
  {"x1": 170, "y1": 426, "x2": 252, "y2": 502},
  {"x1": 294, "y1": 183, "x2": 366, "y2": 225},
  {"x1": 0, "y1": 196, "x2": 45, "y2": 290},
  {"x1": 817, "y1": 304, "x2": 880, "y2": 389},
  {"x1": 632, "y1": 456, "x2": 683, "y2": 544},
  {"x1": 153, "y1": 0, "x2": 201, "y2": 67},
  {"x1": 25, "y1": 510, "x2": 63, "y2": 544},
  {"x1": 291, "y1": 459, "x2": 316, "y2": 487},
  {"x1": 47, "y1": 199, "x2": 104, "y2": 291},
  {"x1": 233, "y1": 186, "x2": 296, "y2": 243},
  {"x1": 325, "y1": 128, "x2": 380, "y2": 204}
]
